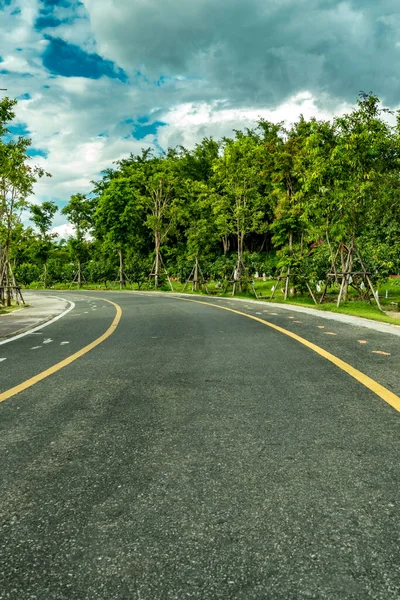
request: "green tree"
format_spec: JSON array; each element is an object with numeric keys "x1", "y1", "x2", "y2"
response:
[
  {"x1": 30, "y1": 201, "x2": 58, "y2": 288},
  {"x1": 125, "y1": 154, "x2": 180, "y2": 288},
  {"x1": 94, "y1": 175, "x2": 142, "y2": 288},
  {"x1": 61, "y1": 193, "x2": 94, "y2": 288},
  {"x1": 212, "y1": 131, "x2": 268, "y2": 289},
  {"x1": 302, "y1": 93, "x2": 398, "y2": 305},
  {"x1": 0, "y1": 97, "x2": 50, "y2": 303}
]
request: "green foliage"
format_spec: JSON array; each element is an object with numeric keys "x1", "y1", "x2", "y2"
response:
[
  {"x1": 6, "y1": 93, "x2": 400, "y2": 304},
  {"x1": 14, "y1": 262, "x2": 41, "y2": 286},
  {"x1": 84, "y1": 260, "x2": 116, "y2": 284}
]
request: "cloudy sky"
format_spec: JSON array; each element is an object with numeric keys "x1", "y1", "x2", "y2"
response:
[{"x1": 1, "y1": 0, "x2": 400, "y2": 235}]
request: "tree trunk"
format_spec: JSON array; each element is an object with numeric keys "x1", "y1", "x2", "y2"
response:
[
  {"x1": 5, "y1": 238, "x2": 10, "y2": 307},
  {"x1": 284, "y1": 267, "x2": 290, "y2": 300},
  {"x1": 325, "y1": 227, "x2": 339, "y2": 285},
  {"x1": 287, "y1": 231, "x2": 294, "y2": 296},
  {"x1": 154, "y1": 232, "x2": 161, "y2": 289},
  {"x1": 222, "y1": 236, "x2": 230, "y2": 255},
  {"x1": 236, "y1": 230, "x2": 244, "y2": 292},
  {"x1": 194, "y1": 255, "x2": 199, "y2": 291},
  {"x1": 118, "y1": 247, "x2": 124, "y2": 289},
  {"x1": 43, "y1": 262, "x2": 47, "y2": 289},
  {"x1": 340, "y1": 245, "x2": 346, "y2": 272},
  {"x1": 77, "y1": 260, "x2": 82, "y2": 289},
  {"x1": 337, "y1": 238, "x2": 354, "y2": 306},
  {"x1": 342, "y1": 244, "x2": 354, "y2": 302}
]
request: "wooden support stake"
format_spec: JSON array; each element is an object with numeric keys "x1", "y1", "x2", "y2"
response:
[
  {"x1": 306, "y1": 282, "x2": 318, "y2": 305},
  {"x1": 355, "y1": 247, "x2": 382, "y2": 312},
  {"x1": 284, "y1": 268, "x2": 290, "y2": 300}
]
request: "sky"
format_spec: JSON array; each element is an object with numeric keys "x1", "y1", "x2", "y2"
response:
[{"x1": 1, "y1": 0, "x2": 400, "y2": 236}]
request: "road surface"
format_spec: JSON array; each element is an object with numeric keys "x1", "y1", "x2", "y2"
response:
[{"x1": 0, "y1": 291, "x2": 399, "y2": 599}]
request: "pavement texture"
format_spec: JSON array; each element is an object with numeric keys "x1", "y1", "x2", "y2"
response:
[
  {"x1": 0, "y1": 291, "x2": 71, "y2": 339},
  {"x1": 0, "y1": 291, "x2": 399, "y2": 600}
]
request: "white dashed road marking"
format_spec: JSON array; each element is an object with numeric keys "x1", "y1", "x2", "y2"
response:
[
  {"x1": 60, "y1": 341, "x2": 70, "y2": 345},
  {"x1": 43, "y1": 338, "x2": 53, "y2": 344},
  {"x1": 31, "y1": 346, "x2": 42, "y2": 350},
  {"x1": 0, "y1": 358, "x2": 7, "y2": 362},
  {"x1": 0, "y1": 297, "x2": 75, "y2": 347}
]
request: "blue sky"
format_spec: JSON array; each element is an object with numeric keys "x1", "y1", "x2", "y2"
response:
[{"x1": 1, "y1": 0, "x2": 400, "y2": 235}]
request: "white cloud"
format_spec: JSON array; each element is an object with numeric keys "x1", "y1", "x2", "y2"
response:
[
  {"x1": 50, "y1": 223, "x2": 75, "y2": 239},
  {"x1": 156, "y1": 92, "x2": 351, "y2": 151},
  {"x1": 1, "y1": 0, "x2": 399, "y2": 231}
]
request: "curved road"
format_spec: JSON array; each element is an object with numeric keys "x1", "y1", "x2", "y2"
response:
[{"x1": 0, "y1": 292, "x2": 399, "y2": 599}]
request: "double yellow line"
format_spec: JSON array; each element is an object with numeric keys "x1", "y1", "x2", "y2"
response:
[{"x1": 0, "y1": 299, "x2": 122, "y2": 404}]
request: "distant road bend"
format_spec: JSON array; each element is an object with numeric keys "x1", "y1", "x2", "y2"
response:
[{"x1": 0, "y1": 291, "x2": 399, "y2": 600}]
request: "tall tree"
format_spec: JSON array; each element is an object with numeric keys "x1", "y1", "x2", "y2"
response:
[
  {"x1": 0, "y1": 97, "x2": 49, "y2": 303},
  {"x1": 94, "y1": 176, "x2": 141, "y2": 288},
  {"x1": 61, "y1": 193, "x2": 94, "y2": 288},
  {"x1": 30, "y1": 201, "x2": 58, "y2": 288},
  {"x1": 303, "y1": 93, "x2": 398, "y2": 305},
  {"x1": 212, "y1": 131, "x2": 267, "y2": 288}
]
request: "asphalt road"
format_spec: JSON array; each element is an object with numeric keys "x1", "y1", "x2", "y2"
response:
[{"x1": 0, "y1": 291, "x2": 399, "y2": 599}]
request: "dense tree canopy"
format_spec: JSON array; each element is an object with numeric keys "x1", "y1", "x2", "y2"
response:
[{"x1": 1, "y1": 93, "x2": 399, "y2": 303}]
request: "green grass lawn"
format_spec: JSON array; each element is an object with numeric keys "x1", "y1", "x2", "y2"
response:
[{"x1": 34, "y1": 278, "x2": 400, "y2": 325}]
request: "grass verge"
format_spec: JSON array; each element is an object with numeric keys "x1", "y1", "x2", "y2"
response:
[
  {"x1": 27, "y1": 280, "x2": 400, "y2": 325},
  {"x1": 0, "y1": 304, "x2": 27, "y2": 315}
]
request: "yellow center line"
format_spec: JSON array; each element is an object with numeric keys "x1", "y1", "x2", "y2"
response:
[
  {"x1": 0, "y1": 299, "x2": 122, "y2": 404},
  {"x1": 178, "y1": 298, "x2": 400, "y2": 414}
]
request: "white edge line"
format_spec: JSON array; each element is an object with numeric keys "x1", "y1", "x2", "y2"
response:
[{"x1": 0, "y1": 296, "x2": 75, "y2": 346}]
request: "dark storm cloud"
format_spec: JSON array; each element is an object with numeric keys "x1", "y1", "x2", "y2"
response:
[{"x1": 85, "y1": 0, "x2": 400, "y2": 107}]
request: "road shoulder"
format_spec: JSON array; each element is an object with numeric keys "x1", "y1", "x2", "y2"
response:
[{"x1": 0, "y1": 292, "x2": 72, "y2": 340}]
